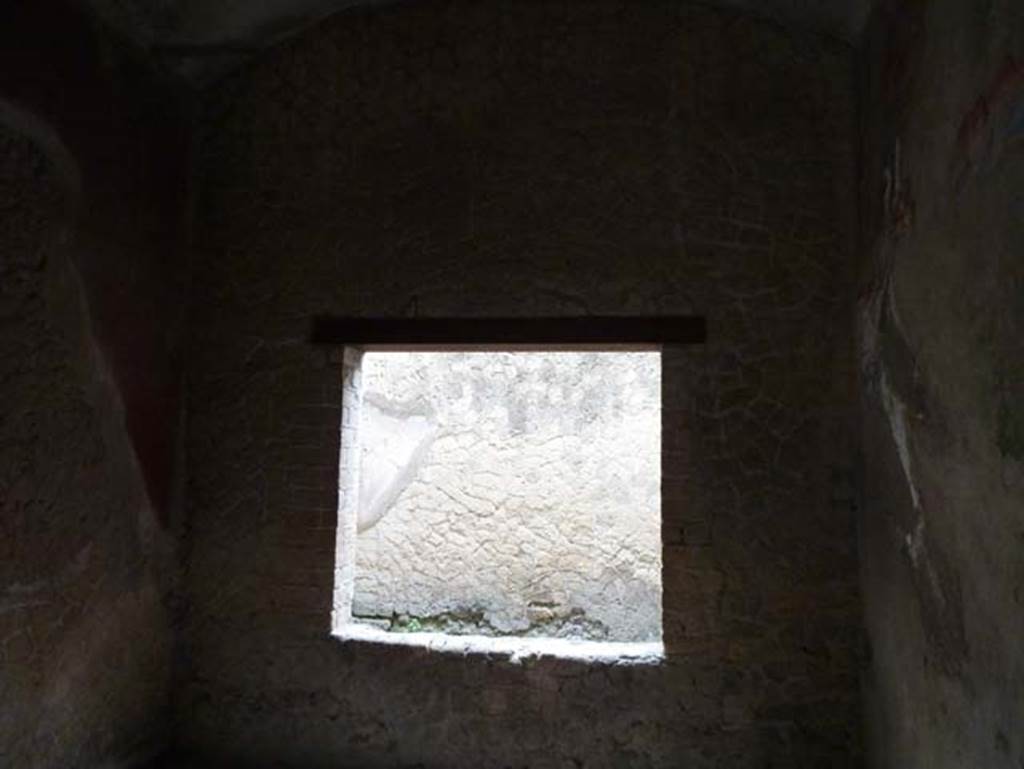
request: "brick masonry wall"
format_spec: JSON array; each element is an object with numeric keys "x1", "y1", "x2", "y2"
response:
[{"x1": 183, "y1": 2, "x2": 862, "y2": 766}]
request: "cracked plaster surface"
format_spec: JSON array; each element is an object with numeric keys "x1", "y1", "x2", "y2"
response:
[{"x1": 349, "y1": 352, "x2": 661, "y2": 641}]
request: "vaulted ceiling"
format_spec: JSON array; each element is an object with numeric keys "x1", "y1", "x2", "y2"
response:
[{"x1": 85, "y1": 0, "x2": 874, "y2": 83}]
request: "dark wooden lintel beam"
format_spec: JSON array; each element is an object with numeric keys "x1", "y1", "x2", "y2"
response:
[{"x1": 310, "y1": 316, "x2": 706, "y2": 348}]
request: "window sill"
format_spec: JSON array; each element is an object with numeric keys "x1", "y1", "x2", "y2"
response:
[{"x1": 333, "y1": 623, "x2": 665, "y2": 665}]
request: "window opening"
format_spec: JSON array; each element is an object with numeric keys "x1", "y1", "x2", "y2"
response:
[{"x1": 334, "y1": 349, "x2": 662, "y2": 656}]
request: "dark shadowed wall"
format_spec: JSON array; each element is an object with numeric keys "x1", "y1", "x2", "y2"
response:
[
  {"x1": 0, "y1": 4, "x2": 190, "y2": 766},
  {"x1": 182, "y1": 2, "x2": 862, "y2": 766},
  {"x1": 858, "y1": 1, "x2": 1024, "y2": 767},
  {"x1": 0, "y1": 2, "x2": 192, "y2": 525}
]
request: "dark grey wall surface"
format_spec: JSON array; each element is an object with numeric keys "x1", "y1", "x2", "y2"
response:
[
  {"x1": 181, "y1": 2, "x2": 863, "y2": 767},
  {"x1": 0, "y1": 113, "x2": 169, "y2": 769},
  {"x1": 0, "y1": 4, "x2": 191, "y2": 766},
  {"x1": 0, "y1": 2, "x2": 192, "y2": 526},
  {"x1": 81, "y1": 0, "x2": 874, "y2": 82},
  {"x1": 858, "y1": 1, "x2": 1024, "y2": 766}
]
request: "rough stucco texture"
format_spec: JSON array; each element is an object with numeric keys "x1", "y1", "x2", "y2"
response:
[
  {"x1": 183, "y1": 1, "x2": 862, "y2": 766},
  {"x1": 349, "y1": 352, "x2": 661, "y2": 641},
  {"x1": 858, "y1": 1, "x2": 1024, "y2": 767},
  {"x1": 0, "y1": 126, "x2": 170, "y2": 767}
]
